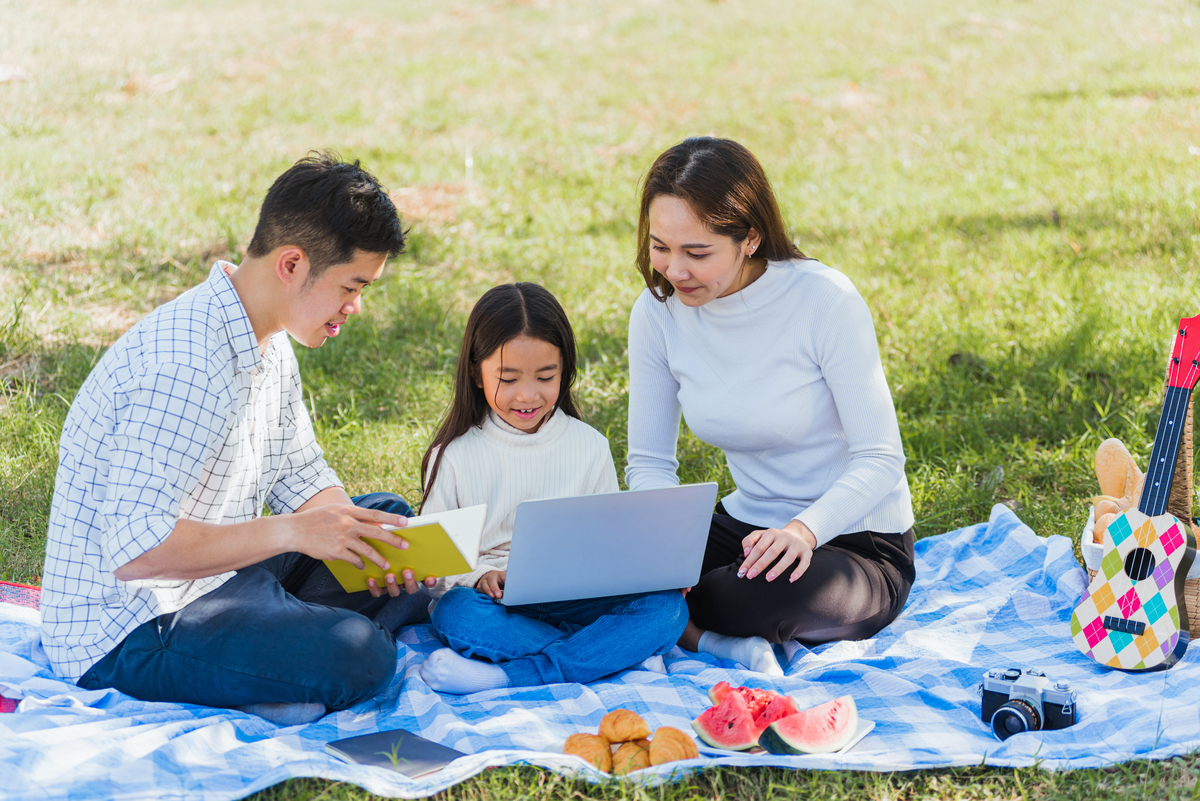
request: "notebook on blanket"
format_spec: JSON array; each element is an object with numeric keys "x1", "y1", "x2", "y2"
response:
[{"x1": 325, "y1": 728, "x2": 467, "y2": 778}]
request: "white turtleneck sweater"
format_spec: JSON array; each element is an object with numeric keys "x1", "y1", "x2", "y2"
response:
[
  {"x1": 422, "y1": 408, "x2": 619, "y2": 593},
  {"x1": 626, "y1": 259, "x2": 914, "y2": 548}
]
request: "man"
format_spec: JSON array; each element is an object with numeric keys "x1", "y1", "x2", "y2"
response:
[{"x1": 41, "y1": 153, "x2": 432, "y2": 725}]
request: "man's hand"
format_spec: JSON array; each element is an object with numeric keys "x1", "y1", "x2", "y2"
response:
[
  {"x1": 476, "y1": 570, "x2": 506, "y2": 600},
  {"x1": 739, "y1": 520, "x2": 817, "y2": 583},
  {"x1": 114, "y1": 487, "x2": 448, "y2": 584},
  {"x1": 286, "y1": 503, "x2": 412, "y2": 571}
]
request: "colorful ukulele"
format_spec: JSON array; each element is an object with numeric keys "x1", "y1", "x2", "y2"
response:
[{"x1": 1071, "y1": 315, "x2": 1200, "y2": 670}]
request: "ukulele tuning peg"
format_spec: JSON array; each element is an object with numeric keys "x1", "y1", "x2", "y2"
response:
[{"x1": 1174, "y1": 357, "x2": 1181, "y2": 364}]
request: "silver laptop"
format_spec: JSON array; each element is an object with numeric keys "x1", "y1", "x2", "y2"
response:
[{"x1": 500, "y1": 482, "x2": 719, "y2": 606}]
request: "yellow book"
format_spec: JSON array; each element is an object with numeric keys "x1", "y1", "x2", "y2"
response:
[{"x1": 323, "y1": 504, "x2": 487, "y2": 593}]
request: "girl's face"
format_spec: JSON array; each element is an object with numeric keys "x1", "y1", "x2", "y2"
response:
[
  {"x1": 647, "y1": 195, "x2": 763, "y2": 307},
  {"x1": 475, "y1": 334, "x2": 562, "y2": 433}
]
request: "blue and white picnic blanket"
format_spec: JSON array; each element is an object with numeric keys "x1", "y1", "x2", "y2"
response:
[{"x1": 2, "y1": 504, "x2": 1198, "y2": 800}]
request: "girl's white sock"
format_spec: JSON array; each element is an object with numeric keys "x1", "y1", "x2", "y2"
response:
[
  {"x1": 419, "y1": 648, "x2": 511, "y2": 694},
  {"x1": 697, "y1": 631, "x2": 785, "y2": 677}
]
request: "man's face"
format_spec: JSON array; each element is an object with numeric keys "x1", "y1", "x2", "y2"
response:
[{"x1": 284, "y1": 249, "x2": 387, "y2": 348}]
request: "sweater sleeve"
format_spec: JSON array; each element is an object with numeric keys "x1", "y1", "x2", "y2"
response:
[
  {"x1": 588, "y1": 432, "x2": 621, "y2": 495},
  {"x1": 793, "y1": 288, "x2": 907, "y2": 547},
  {"x1": 625, "y1": 293, "x2": 683, "y2": 491},
  {"x1": 421, "y1": 446, "x2": 499, "y2": 593}
]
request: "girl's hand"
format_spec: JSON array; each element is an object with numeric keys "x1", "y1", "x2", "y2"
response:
[
  {"x1": 367, "y1": 570, "x2": 439, "y2": 598},
  {"x1": 476, "y1": 570, "x2": 507, "y2": 600},
  {"x1": 739, "y1": 520, "x2": 817, "y2": 583}
]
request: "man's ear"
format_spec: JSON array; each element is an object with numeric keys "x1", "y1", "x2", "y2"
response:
[{"x1": 274, "y1": 246, "x2": 310, "y2": 287}]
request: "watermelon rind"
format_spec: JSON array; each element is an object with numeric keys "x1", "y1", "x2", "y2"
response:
[
  {"x1": 691, "y1": 690, "x2": 760, "y2": 751},
  {"x1": 758, "y1": 695, "x2": 858, "y2": 755}
]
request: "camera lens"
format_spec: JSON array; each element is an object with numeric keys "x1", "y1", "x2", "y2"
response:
[{"x1": 991, "y1": 699, "x2": 1042, "y2": 741}]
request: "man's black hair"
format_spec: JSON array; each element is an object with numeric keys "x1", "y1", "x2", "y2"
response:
[{"x1": 246, "y1": 151, "x2": 406, "y2": 278}]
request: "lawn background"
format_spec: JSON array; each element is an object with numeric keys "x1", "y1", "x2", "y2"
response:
[{"x1": 2, "y1": 0, "x2": 1199, "y2": 797}]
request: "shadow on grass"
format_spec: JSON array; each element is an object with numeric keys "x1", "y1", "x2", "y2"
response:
[
  {"x1": 893, "y1": 311, "x2": 1178, "y2": 539},
  {"x1": 803, "y1": 204, "x2": 1200, "y2": 266},
  {"x1": 1033, "y1": 85, "x2": 1200, "y2": 102}
]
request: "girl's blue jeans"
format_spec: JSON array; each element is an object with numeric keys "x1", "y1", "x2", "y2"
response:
[
  {"x1": 77, "y1": 492, "x2": 428, "y2": 710},
  {"x1": 431, "y1": 585, "x2": 689, "y2": 686}
]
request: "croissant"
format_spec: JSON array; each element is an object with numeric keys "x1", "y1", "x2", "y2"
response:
[
  {"x1": 599, "y1": 709, "x2": 651, "y2": 743},
  {"x1": 612, "y1": 738, "x2": 651, "y2": 775},
  {"x1": 649, "y1": 726, "x2": 699, "y2": 765},
  {"x1": 563, "y1": 733, "x2": 612, "y2": 773}
]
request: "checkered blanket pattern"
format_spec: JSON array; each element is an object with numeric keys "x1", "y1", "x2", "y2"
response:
[{"x1": 1, "y1": 504, "x2": 1198, "y2": 800}]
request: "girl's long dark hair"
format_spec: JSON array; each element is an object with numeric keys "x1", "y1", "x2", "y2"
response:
[
  {"x1": 420, "y1": 282, "x2": 582, "y2": 510},
  {"x1": 636, "y1": 137, "x2": 805, "y2": 301}
]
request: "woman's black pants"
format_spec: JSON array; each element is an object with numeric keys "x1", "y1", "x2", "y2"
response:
[{"x1": 685, "y1": 504, "x2": 916, "y2": 645}]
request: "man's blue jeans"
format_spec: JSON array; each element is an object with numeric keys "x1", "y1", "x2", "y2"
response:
[
  {"x1": 431, "y1": 586, "x2": 689, "y2": 686},
  {"x1": 77, "y1": 493, "x2": 428, "y2": 710}
]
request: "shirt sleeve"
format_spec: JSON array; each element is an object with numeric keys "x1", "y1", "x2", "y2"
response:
[
  {"x1": 625, "y1": 293, "x2": 683, "y2": 491},
  {"x1": 792, "y1": 288, "x2": 907, "y2": 547},
  {"x1": 266, "y1": 352, "x2": 341, "y2": 514},
  {"x1": 101, "y1": 364, "x2": 229, "y2": 574}
]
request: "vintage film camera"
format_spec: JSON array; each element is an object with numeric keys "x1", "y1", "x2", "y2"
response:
[{"x1": 980, "y1": 668, "x2": 1078, "y2": 741}]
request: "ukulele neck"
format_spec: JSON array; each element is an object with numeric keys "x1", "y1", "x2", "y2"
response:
[{"x1": 1138, "y1": 384, "x2": 1193, "y2": 517}]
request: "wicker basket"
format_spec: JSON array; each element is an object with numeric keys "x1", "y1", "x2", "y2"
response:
[{"x1": 1086, "y1": 359, "x2": 1200, "y2": 632}]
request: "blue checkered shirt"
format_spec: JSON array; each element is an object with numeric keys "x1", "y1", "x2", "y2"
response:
[{"x1": 41, "y1": 263, "x2": 341, "y2": 680}]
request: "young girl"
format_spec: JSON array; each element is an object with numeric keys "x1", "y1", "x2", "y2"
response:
[{"x1": 417, "y1": 283, "x2": 688, "y2": 694}]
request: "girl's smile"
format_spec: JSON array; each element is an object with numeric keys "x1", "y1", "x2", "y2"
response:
[{"x1": 476, "y1": 335, "x2": 563, "y2": 433}]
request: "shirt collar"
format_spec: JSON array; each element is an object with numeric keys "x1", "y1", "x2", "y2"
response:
[{"x1": 208, "y1": 261, "x2": 264, "y2": 373}]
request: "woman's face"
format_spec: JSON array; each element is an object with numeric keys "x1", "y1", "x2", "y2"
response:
[
  {"x1": 647, "y1": 195, "x2": 762, "y2": 307},
  {"x1": 475, "y1": 334, "x2": 562, "y2": 433}
]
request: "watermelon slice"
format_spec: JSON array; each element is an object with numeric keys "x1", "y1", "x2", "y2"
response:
[
  {"x1": 753, "y1": 693, "x2": 800, "y2": 733},
  {"x1": 706, "y1": 681, "x2": 785, "y2": 725},
  {"x1": 691, "y1": 690, "x2": 760, "y2": 751},
  {"x1": 758, "y1": 695, "x2": 859, "y2": 755}
]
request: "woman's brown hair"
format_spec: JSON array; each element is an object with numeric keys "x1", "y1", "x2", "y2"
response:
[
  {"x1": 635, "y1": 137, "x2": 804, "y2": 301},
  {"x1": 420, "y1": 283, "x2": 582, "y2": 510}
]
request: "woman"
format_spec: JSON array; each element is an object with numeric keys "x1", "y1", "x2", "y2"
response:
[{"x1": 625, "y1": 137, "x2": 915, "y2": 675}]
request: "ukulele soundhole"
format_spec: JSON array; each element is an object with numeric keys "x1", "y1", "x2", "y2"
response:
[{"x1": 1123, "y1": 547, "x2": 1157, "y2": 582}]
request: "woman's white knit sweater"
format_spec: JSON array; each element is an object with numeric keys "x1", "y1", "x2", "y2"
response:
[
  {"x1": 625, "y1": 259, "x2": 914, "y2": 547},
  {"x1": 422, "y1": 409, "x2": 619, "y2": 593}
]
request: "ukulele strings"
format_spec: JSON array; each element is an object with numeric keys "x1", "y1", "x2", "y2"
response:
[{"x1": 1143, "y1": 384, "x2": 1191, "y2": 515}]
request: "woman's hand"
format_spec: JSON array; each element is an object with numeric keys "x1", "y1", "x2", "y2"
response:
[
  {"x1": 739, "y1": 520, "x2": 817, "y2": 583},
  {"x1": 476, "y1": 570, "x2": 507, "y2": 600}
]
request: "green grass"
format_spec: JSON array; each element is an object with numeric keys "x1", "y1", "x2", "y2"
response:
[{"x1": 3, "y1": 0, "x2": 1200, "y2": 796}]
